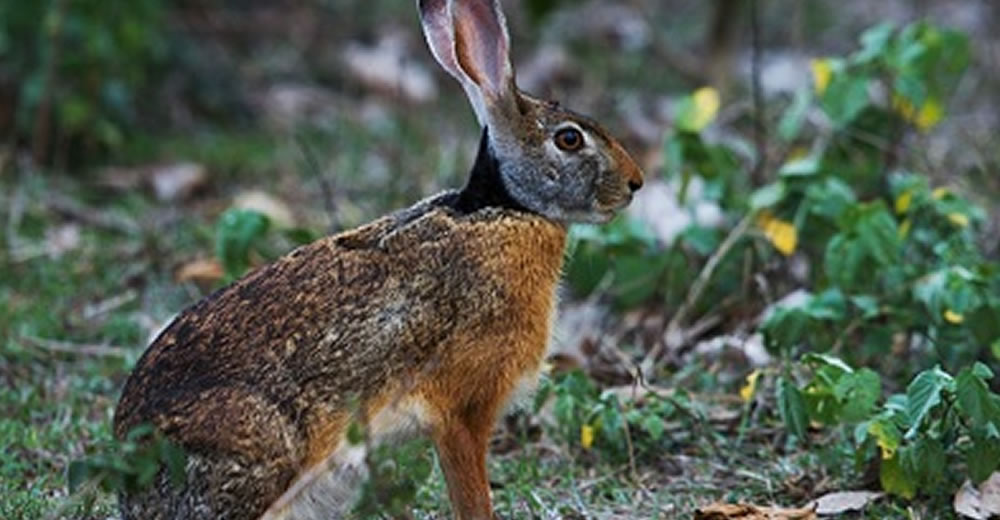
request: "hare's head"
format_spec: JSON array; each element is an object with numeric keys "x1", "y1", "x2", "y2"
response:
[{"x1": 418, "y1": 0, "x2": 643, "y2": 223}]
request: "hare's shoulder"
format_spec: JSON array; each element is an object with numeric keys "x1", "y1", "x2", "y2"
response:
[{"x1": 326, "y1": 189, "x2": 555, "y2": 253}]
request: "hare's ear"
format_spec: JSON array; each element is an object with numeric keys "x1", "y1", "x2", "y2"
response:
[
  {"x1": 418, "y1": 0, "x2": 516, "y2": 127},
  {"x1": 418, "y1": 0, "x2": 488, "y2": 125},
  {"x1": 450, "y1": 0, "x2": 515, "y2": 105}
]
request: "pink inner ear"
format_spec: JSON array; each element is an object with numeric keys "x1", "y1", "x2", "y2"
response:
[
  {"x1": 452, "y1": 0, "x2": 511, "y2": 100},
  {"x1": 419, "y1": 0, "x2": 465, "y2": 81}
]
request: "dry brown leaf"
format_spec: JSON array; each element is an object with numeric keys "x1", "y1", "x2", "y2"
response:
[
  {"x1": 695, "y1": 502, "x2": 816, "y2": 520},
  {"x1": 954, "y1": 473, "x2": 1000, "y2": 519},
  {"x1": 176, "y1": 258, "x2": 224, "y2": 284},
  {"x1": 807, "y1": 491, "x2": 883, "y2": 515}
]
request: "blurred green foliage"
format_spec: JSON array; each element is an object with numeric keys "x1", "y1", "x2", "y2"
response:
[
  {"x1": 566, "y1": 19, "x2": 999, "y2": 499},
  {"x1": 1, "y1": 0, "x2": 168, "y2": 159}
]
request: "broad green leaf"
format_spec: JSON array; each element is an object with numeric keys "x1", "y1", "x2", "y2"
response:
[
  {"x1": 880, "y1": 451, "x2": 917, "y2": 499},
  {"x1": 856, "y1": 205, "x2": 900, "y2": 266},
  {"x1": 778, "y1": 88, "x2": 812, "y2": 141},
  {"x1": 905, "y1": 366, "x2": 953, "y2": 437},
  {"x1": 910, "y1": 436, "x2": 946, "y2": 487},
  {"x1": 968, "y1": 428, "x2": 1000, "y2": 484},
  {"x1": 869, "y1": 417, "x2": 902, "y2": 459},
  {"x1": 641, "y1": 414, "x2": 665, "y2": 441},
  {"x1": 803, "y1": 352, "x2": 855, "y2": 374},
  {"x1": 837, "y1": 368, "x2": 882, "y2": 423},
  {"x1": 820, "y1": 75, "x2": 870, "y2": 128},
  {"x1": 749, "y1": 181, "x2": 786, "y2": 210},
  {"x1": 680, "y1": 225, "x2": 721, "y2": 256},
  {"x1": 956, "y1": 364, "x2": 1000, "y2": 428},
  {"x1": 779, "y1": 157, "x2": 821, "y2": 177},
  {"x1": 761, "y1": 306, "x2": 809, "y2": 354},
  {"x1": 804, "y1": 288, "x2": 847, "y2": 321},
  {"x1": 851, "y1": 295, "x2": 880, "y2": 319},
  {"x1": 777, "y1": 376, "x2": 809, "y2": 440},
  {"x1": 805, "y1": 178, "x2": 857, "y2": 220},
  {"x1": 853, "y1": 22, "x2": 895, "y2": 64},
  {"x1": 216, "y1": 208, "x2": 271, "y2": 279}
]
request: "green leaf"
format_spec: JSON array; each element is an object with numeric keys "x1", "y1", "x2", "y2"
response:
[
  {"x1": 749, "y1": 181, "x2": 786, "y2": 210},
  {"x1": 777, "y1": 376, "x2": 809, "y2": 441},
  {"x1": 968, "y1": 428, "x2": 1000, "y2": 484},
  {"x1": 778, "y1": 88, "x2": 812, "y2": 141},
  {"x1": 804, "y1": 288, "x2": 847, "y2": 321},
  {"x1": 761, "y1": 306, "x2": 809, "y2": 354},
  {"x1": 880, "y1": 451, "x2": 917, "y2": 499},
  {"x1": 909, "y1": 436, "x2": 946, "y2": 487},
  {"x1": 803, "y1": 352, "x2": 855, "y2": 374},
  {"x1": 216, "y1": 209, "x2": 271, "y2": 280},
  {"x1": 779, "y1": 157, "x2": 821, "y2": 178},
  {"x1": 905, "y1": 366, "x2": 953, "y2": 437},
  {"x1": 837, "y1": 368, "x2": 882, "y2": 423},
  {"x1": 853, "y1": 22, "x2": 896, "y2": 64},
  {"x1": 641, "y1": 414, "x2": 665, "y2": 441},
  {"x1": 805, "y1": 178, "x2": 857, "y2": 221},
  {"x1": 821, "y1": 75, "x2": 870, "y2": 128},
  {"x1": 851, "y1": 295, "x2": 881, "y2": 319},
  {"x1": 869, "y1": 416, "x2": 902, "y2": 459},
  {"x1": 160, "y1": 441, "x2": 188, "y2": 487},
  {"x1": 956, "y1": 364, "x2": 1000, "y2": 428}
]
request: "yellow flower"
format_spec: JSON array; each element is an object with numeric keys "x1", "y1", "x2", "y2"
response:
[
  {"x1": 947, "y1": 213, "x2": 969, "y2": 227},
  {"x1": 757, "y1": 212, "x2": 798, "y2": 256},
  {"x1": 944, "y1": 310, "x2": 964, "y2": 324},
  {"x1": 740, "y1": 370, "x2": 761, "y2": 403},
  {"x1": 898, "y1": 218, "x2": 912, "y2": 238},
  {"x1": 894, "y1": 189, "x2": 913, "y2": 214},
  {"x1": 894, "y1": 95, "x2": 943, "y2": 132},
  {"x1": 787, "y1": 146, "x2": 810, "y2": 160},
  {"x1": 932, "y1": 187, "x2": 950, "y2": 200},
  {"x1": 690, "y1": 87, "x2": 721, "y2": 131},
  {"x1": 580, "y1": 424, "x2": 595, "y2": 449},
  {"x1": 915, "y1": 99, "x2": 943, "y2": 131},
  {"x1": 811, "y1": 59, "x2": 833, "y2": 95}
]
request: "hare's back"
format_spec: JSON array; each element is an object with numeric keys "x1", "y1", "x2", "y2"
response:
[{"x1": 114, "y1": 205, "x2": 505, "y2": 442}]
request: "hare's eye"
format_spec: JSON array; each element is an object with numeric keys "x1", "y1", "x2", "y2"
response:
[{"x1": 554, "y1": 128, "x2": 584, "y2": 152}]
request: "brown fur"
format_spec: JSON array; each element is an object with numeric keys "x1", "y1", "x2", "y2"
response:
[{"x1": 114, "y1": 195, "x2": 569, "y2": 519}]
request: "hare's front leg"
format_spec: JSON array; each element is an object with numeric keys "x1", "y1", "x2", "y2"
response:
[{"x1": 432, "y1": 410, "x2": 495, "y2": 520}]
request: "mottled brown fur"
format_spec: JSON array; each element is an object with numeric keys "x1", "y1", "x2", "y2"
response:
[{"x1": 114, "y1": 193, "x2": 569, "y2": 519}]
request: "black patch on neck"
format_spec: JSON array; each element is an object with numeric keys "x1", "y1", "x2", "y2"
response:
[{"x1": 451, "y1": 128, "x2": 529, "y2": 214}]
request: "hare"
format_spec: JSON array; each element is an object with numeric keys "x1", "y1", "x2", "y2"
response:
[{"x1": 113, "y1": 0, "x2": 643, "y2": 518}]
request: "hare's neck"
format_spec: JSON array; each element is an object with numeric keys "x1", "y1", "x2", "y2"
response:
[{"x1": 453, "y1": 128, "x2": 529, "y2": 215}]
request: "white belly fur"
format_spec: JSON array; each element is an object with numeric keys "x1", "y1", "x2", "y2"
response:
[{"x1": 270, "y1": 396, "x2": 432, "y2": 520}]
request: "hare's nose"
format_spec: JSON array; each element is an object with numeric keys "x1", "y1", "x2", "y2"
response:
[{"x1": 628, "y1": 178, "x2": 643, "y2": 192}]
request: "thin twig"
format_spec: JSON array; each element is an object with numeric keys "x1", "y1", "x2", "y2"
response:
[
  {"x1": 749, "y1": 0, "x2": 767, "y2": 186},
  {"x1": 640, "y1": 212, "x2": 756, "y2": 380},
  {"x1": 295, "y1": 134, "x2": 339, "y2": 233},
  {"x1": 31, "y1": 0, "x2": 69, "y2": 165},
  {"x1": 46, "y1": 193, "x2": 141, "y2": 235},
  {"x1": 21, "y1": 335, "x2": 129, "y2": 358}
]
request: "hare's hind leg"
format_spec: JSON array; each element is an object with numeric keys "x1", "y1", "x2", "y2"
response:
[
  {"x1": 432, "y1": 411, "x2": 495, "y2": 520},
  {"x1": 118, "y1": 452, "x2": 297, "y2": 520}
]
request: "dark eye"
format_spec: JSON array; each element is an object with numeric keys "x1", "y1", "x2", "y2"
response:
[{"x1": 554, "y1": 127, "x2": 584, "y2": 152}]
